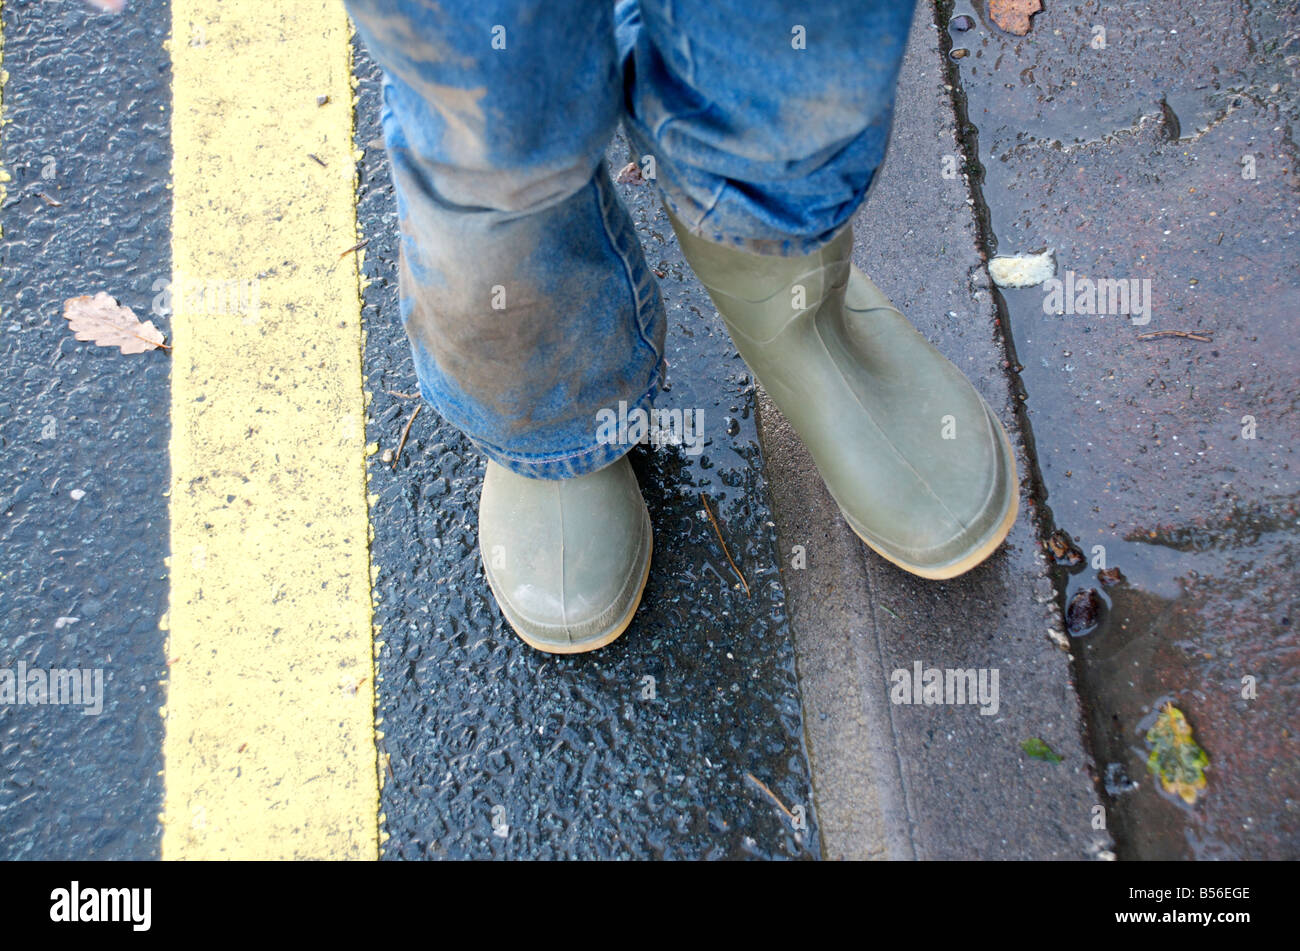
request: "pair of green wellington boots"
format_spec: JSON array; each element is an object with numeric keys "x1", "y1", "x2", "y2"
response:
[{"x1": 480, "y1": 211, "x2": 1019, "y2": 653}]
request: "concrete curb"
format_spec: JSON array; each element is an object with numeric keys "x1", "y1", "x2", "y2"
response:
[
  {"x1": 758, "y1": 2, "x2": 1114, "y2": 860},
  {"x1": 758, "y1": 407, "x2": 916, "y2": 860}
]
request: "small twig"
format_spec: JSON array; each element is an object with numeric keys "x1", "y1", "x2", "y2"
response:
[
  {"x1": 307, "y1": 153, "x2": 327, "y2": 167},
  {"x1": 392, "y1": 404, "x2": 421, "y2": 468},
  {"x1": 37, "y1": 192, "x2": 63, "y2": 207},
  {"x1": 339, "y1": 240, "x2": 368, "y2": 259},
  {"x1": 700, "y1": 491, "x2": 750, "y2": 596},
  {"x1": 1136, "y1": 330, "x2": 1213, "y2": 342},
  {"x1": 745, "y1": 772, "x2": 794, "y2": 822},
  {"x1": 385, "y1": 389, "x2": 419, "y2": 400}
]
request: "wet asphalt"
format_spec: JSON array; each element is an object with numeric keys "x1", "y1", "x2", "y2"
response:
[
  {"x1": 0, "y1": 0, "x2": 170, "y2": 859},
  {"x1": 355, "y1": 51, "x2": 816, "y2": 858}
]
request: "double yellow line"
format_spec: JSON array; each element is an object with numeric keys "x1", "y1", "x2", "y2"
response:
[{"x1": 163, "y1": 0, "x2": 379, "y2": 859}]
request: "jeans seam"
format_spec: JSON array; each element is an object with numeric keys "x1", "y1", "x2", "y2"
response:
[{"x1": 595, "y1": 165, "x2": 661, "y2": 369}]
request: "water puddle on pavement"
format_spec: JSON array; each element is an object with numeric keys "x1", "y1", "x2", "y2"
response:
[{"x1": 942, "y1": 0, "x2": 1300, "y2": 858}]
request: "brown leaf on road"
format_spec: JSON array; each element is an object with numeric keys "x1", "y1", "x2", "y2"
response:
[
  {"x1": 615, "y1": 161, "x2": 645, "y2": 185},
  {"x1": 84, "y1": 0, "x2": 127, "y2": 12},
  {"x1": 63, "y1": 292, "x2": 167, "y2": 354},
  {"x1": 988, "y1": 0, "x2": 1042, "y2": 36}
]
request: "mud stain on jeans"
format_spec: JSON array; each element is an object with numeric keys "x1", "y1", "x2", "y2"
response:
[{"x1": 399, "y1": 250, "x2": 572, "y2": 433}]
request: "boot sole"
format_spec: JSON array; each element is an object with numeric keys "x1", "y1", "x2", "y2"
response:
[
  {"x1": 849, "y1": 423, "x2": 1020, "y2": 581},
  {"x1": 488, "y1": 515, "x2": 653, "y2": 655}
]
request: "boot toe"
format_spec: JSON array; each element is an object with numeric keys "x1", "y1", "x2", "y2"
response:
[
  {"x1": 837, "y1": 401, "x2": 1018, "y2": 578},
  {"x1": 479, "y1": 456, "x2": 652, "y2": 653}
]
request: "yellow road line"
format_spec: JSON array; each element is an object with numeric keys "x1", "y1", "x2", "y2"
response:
[{"x1": 163, "y1": 0, "x2": 377, "y2": 859}]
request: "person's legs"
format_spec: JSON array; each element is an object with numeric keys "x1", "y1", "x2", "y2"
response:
[
  {"x1": 617, "y1": 0, "x2": 914, "y2": 253},
  {"x1": 346, "y1": 0, "x2": 665, "y2": 479},
  {"x1": 345, "y1": 0, "x2": 658, "y2": 651},
  {"x1": 621, "y1": 0, "x2": 1020, "y2": 578}
]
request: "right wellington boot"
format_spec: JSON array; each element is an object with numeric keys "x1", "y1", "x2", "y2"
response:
[
  {"x1": 478, "y1": 456, "x2": 652, "y2": 653},
  {"x1": 669, "y1": 211, "x2": 1018, "y2": 579}
]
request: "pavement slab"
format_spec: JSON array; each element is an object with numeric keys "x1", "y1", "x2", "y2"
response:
[{"x1": 943, "y1": 0, "x2": 1299, "y2": 859}]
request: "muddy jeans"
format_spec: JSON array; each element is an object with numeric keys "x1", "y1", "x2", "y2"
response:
[{"x1": 344, "y1": 0, "x2": 916, "y2": 478}]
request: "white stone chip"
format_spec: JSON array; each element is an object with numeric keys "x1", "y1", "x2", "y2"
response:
[{"x1": 989, "y1": 250, "x2": 1056, "y2": 288}]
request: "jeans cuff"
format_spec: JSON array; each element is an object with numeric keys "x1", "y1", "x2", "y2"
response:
[
  {"x1": 451, "y1": 375, "x2": 664, "y2": 480},
  {"x1": 659, "y1": 189, "x2": 855, "y2": 258}
]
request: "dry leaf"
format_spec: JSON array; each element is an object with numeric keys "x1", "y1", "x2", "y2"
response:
[
  {"x1": 615, "y1": 161, "x2": 645, "y2": 185},
  {"x1": 63, "y1": 292, "x2": 166, "y2": 354},
  {"x1": 84, "y1": 0, "x2": 126, "y2": 11},
  {"x1": 988, "y1": 0, "x2": 1042, "y2": 36}
]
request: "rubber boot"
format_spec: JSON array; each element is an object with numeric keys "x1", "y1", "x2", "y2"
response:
[
  {"x1": 669, "y1": 211, "x2": 1018, "y2": 579},
  {"x1": 479, "y1": 456, "x2": 652, "y2": 653}
]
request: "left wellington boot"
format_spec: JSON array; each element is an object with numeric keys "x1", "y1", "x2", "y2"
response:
[
  {"x1": 669, "y1": 210, "x2": 1018, "y2": 580},
  {"x1": 478, "y1": 456, "x2": 652, "y2": 653}
]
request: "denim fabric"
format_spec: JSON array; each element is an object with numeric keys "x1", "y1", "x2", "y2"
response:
[
  {"x1": 345, "y1": 0, "x2": 915, "y2": 478},
  {"x1": 617, "y1": 0, "x2": 915, "y2": 255}
]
